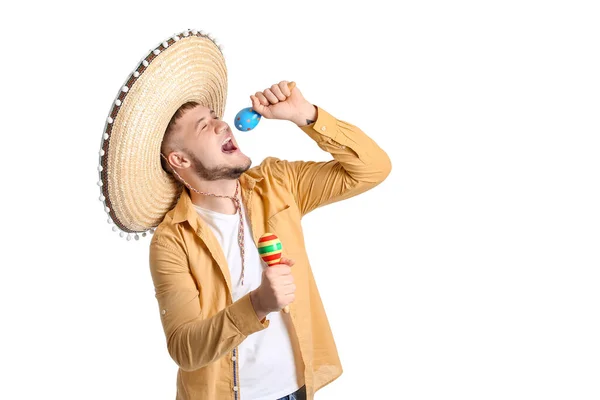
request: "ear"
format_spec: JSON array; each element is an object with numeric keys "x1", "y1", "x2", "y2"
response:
[{"x1": 167, "y1": 151, "x2": 191, "y2": 170}]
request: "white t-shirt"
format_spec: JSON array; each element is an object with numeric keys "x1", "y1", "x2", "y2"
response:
[{"x1": 194, "y1": 200, "x2": 304, "y2": 400}]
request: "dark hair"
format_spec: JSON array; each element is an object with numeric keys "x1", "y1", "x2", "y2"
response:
[{"x1": 160, "y1": 101, "x2": 201, "y2": 174}]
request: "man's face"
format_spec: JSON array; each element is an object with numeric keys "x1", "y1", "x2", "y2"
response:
[{"x1": 170, "y1": 104, "x2": 251, "y2": 181}]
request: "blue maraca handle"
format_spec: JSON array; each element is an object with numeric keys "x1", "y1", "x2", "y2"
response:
[{"x1": 234, "y1": 82, "x2": 296, "y2": 132}]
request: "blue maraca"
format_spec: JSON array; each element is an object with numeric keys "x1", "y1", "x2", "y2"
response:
[
  {"x1": 234, "y1": 107, "x2": 261, "y2": 131},
  {"x1": 234, "y1": 82, "x2": 296, "y2": 131}
]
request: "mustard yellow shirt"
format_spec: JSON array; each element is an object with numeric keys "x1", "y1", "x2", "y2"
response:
[{"x1": 149, "y1": 105, "x2": 392, "y2": 399}]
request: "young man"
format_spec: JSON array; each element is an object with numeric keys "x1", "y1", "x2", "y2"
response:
[{"x1": 98, "y1": 29, "x2": 391, "y2": 400}]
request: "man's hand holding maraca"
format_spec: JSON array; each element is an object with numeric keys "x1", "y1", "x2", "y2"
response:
[
  {"x1": 250, "y1": 81, "x2": 318, "y2": 127},
  {"x1": 250, "y1": 257, "x2": 296, "y2": 320}
]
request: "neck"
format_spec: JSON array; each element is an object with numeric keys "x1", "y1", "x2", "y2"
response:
[{"x1": 188, "y1": 178, "x2": 240, "y2": 215}]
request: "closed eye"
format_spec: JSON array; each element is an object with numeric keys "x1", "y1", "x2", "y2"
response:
[
  {"x1": 198, "y1": 113, "x2": 218, "y2": 134},
  {"x1": 202, "y1": 116, "x2": 219, "y2": 130}
]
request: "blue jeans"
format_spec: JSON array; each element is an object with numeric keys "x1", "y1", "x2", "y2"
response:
[{"x1": 276, "y1": 385, "x2": 306, "y2": 400}]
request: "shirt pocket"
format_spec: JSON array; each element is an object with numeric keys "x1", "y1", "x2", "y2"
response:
[{"x1": 267, "y1": 202, "x2": 306, "y2": 259}]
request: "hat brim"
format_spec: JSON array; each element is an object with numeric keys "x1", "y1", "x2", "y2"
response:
[{"x1": 98, "y1": 30, "x2": 227, "y2": 233}]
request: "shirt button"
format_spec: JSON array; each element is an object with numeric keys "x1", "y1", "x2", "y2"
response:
[
  {"x1": 320, "y1": 126, "x2": 326, "y2": 131},
  {"x1": 233, "y1": 386, "x2": 238, "y2": 392},
  {"x1": 232, "y1": 356, "x2": 237, "y2": 361},
  {"x1": 161, "y1": 309, "x2": 166, "y2": 315}
]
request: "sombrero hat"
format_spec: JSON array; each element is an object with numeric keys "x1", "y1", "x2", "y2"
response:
[{"x1": 96, "y1": 29, "x2": 227, "y2": 240}]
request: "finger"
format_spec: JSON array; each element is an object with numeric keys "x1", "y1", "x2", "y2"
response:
[
  {"x1": 276, "y1": 265, "x2": 292, "y2": 275},
  {"x1": 276, "y1": 273, "x2": 294, "y2": 283},
  {"x1": 263, "y1": 88, "x2": 279, "y2": 104},
  {"x1": 271, "y1": 84, "x2": 287, "y2": 101},
  {"x1": 276, "y1": 260, "x2": 296, "y2": 268},
  {"x1": 279, "y1": 258, "x2": 295, "y2": 267},
  {"x1": 283, "y1": 283, "x2": 296, "y2": 295},
  {"x1": 279, "y1": 81, "x2": 291, "y2": 97},
  {"x1": 250, "y1": 95, "x2": 261, "y2": 112},
  {"x1": 250, "y1": 95, "x2": 268, "y2": 116},
  {"x1": 255, "y1": 92, "x2": 269, "y2": 106},
  {"x1": 284, "y1": 276, "x2": 295, "y2": 286},
  {"x1": 267, "y1": 264, "x2": 290, "y2": 275}
]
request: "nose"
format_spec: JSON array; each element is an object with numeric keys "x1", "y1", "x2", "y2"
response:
[{"x1": 214, "y1": 119, "x2": 229, "y2": 135}]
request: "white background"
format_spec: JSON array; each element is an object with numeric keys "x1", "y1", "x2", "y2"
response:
[{"x1": 1, "y1": 1, "x2": 599, "y2": 399}]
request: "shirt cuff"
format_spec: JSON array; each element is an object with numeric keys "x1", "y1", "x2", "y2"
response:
[
  {"x1": 300, "y1": 105, "x2": 340, "y2": 143},
  {"x1": 227, "y1": 292, "x2": 270, "y2": 336}
]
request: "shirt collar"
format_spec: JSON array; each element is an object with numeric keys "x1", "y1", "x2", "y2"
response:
[{"x1": 171, "y1": 173, "x2": 263, "y2": 226}]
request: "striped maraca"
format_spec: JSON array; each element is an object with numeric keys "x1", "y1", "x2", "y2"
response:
[{"x1": 258, "y1": 232, "x2": 290, "y2": 313}]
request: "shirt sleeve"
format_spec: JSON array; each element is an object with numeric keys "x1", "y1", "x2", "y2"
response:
[
  {"x1": 149, "y1": 237, "x2": 269, "y2": 372},
  {"x1": 269, "y1": 105, "x2": 392, "y2": 216}
]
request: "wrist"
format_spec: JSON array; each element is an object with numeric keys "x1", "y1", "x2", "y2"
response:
[
  {"x1": 250, "y1": 290, "x2": 268, "y2": 321},
  {"x1": 292, "y1": 103, "x2": 317, "y2": 127}
]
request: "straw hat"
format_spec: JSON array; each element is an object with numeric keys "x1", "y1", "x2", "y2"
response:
[{"x1": 96, "y1": 29, "x2": 227, "y2": 240}]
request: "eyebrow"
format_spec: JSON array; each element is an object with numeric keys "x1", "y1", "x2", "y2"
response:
[{"x1": 195, "y1": 110, "x2": 217, "y2": 131}]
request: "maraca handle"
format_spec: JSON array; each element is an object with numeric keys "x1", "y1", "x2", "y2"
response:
[
  {"x1": 287, "y1": 81, "x2": 296, "y2": 91},
  {"x1": 283, "y1": 305, "x2": 290, "y2": 313}
]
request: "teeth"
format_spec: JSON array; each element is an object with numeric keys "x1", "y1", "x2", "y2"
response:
[{"x1": 222, "y1": 137, "x2": 232, "y2": 146}]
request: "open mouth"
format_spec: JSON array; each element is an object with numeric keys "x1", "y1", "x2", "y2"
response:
[{"x1": 221, "y1": 137, "x2": 238, "y2": 154}]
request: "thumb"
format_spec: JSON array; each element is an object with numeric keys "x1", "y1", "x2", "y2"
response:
[{"x1": 279, "y1": 257, "x2": 295, "y2": 266}]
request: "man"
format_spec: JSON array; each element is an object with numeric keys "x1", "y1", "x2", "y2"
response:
[{"x1": 98, "y1": 29, "x2": 391, "y2": 400}]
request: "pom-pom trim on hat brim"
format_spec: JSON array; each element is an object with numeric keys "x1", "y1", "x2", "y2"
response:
[{"x1": 97, "y1": 29, "x2": 227, "y2": 237}]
